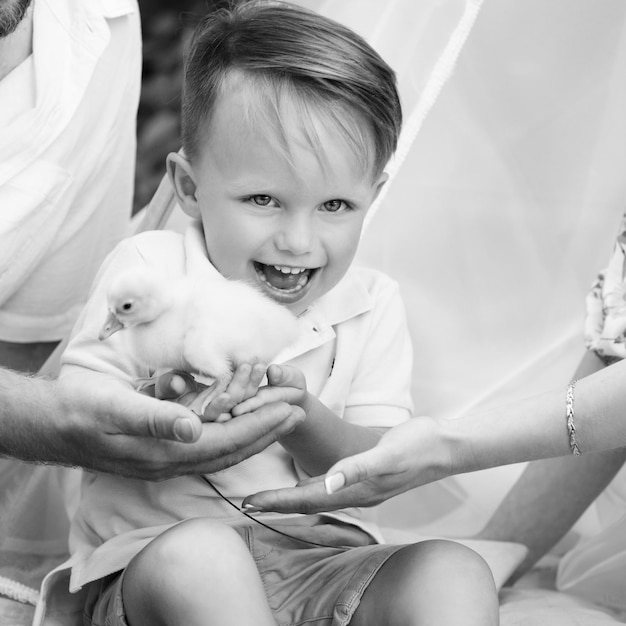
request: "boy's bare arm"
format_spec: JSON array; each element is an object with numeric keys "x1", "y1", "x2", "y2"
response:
[
  {"x1": 232, "y1": 363, "x2": 381, "y2": 477},
  {"x1": 279, "y1": 395, "x2": 382, "y2": 477}
]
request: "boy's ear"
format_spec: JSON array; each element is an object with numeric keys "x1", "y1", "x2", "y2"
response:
[
  {"x1": 372, "y1": 171, "x2": 389, "y2": 202},
  {"x1": 167, "y1": 152, "x2": 201, "y2": 219}
]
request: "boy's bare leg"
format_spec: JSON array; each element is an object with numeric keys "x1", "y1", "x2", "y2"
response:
[
  {"x1": 122, "y1": 518, "x2": 276, "y2": 626},
  {"x1": 352, "y1": 540, "x2": 499, "y2": 626}
]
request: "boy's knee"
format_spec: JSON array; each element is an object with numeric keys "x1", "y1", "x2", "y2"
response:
[
  {"x1": 160, "y1": 518, "x2": 245, "y2": 561},
  {"x1": 403, "y1": 540, "x2": 497, "y2": 607},
  {"x1": 130, "y1": 518, "x2": 247, "y2": 584},
  {"x1": 358, "y1": 541, "x2": 498, "y2": 626},
  {"x1": 390, "y1": 539, "x2": 497, "y2": 594},
  {"x1": 123, "y1": 520, "x2": 257, "y2": 623},
  {"x1": 414, "y1": 539, "x2": 494, "y2": 580}
]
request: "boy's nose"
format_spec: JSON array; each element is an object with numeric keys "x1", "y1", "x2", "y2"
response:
[{"x1": 276, "y1": 214, "x2": 315, "y2": 255}]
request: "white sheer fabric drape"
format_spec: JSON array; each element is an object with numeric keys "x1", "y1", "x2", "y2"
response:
[
  {"x1": 297, "y1": 0, "x2": 626, "y2": 601},
  {"x1": 5, "y1": 0, "x2": 626, "y2": 616}
]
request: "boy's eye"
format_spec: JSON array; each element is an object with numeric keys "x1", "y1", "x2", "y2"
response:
[
  {"x1": 322, "y1": 199, "x2": 348, "y2": 213},
  {"x1": 251, "y1": 195, "x2": 274, "y2": 207}
]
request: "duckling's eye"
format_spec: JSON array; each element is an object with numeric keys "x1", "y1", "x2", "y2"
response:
[{"x1": 122, "y1": 302, "x2": 133, "y2": 311}]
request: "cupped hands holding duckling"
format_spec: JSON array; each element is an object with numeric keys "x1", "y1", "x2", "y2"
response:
[
  {"x1": 98, "y1": 263, "x2": 302, "y2": 421},
  {"x1": 149, "y1": 362, "x2": 307, "y2": 426}
]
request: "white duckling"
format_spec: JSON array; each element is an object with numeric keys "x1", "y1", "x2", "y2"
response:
[{"x1": 99, "y1": 264, "x2": 300, "y2": 412}]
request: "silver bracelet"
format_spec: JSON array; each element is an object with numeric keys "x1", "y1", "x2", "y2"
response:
[{"x1": 566, "y1": 379, "x2": 582, "y2": 456}]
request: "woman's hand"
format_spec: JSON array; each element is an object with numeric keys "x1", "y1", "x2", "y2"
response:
[{"x1": 242, "y1": 415, "x2": 453, "y2": 514}]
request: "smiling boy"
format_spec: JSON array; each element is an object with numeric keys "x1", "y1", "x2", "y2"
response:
[
  {"x1": 52, "y1": 3, "x2": 499, "y2": 626},
  {"x1": 167, "y1": 69, "x2": 386, "y2": 315}
]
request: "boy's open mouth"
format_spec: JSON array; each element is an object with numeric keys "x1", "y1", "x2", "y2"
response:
[{"x1": 254, "y1": 262, "x2": 315, "y2": 293}]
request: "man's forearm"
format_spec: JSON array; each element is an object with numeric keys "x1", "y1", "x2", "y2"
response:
[{"x1": 0, "y1": 369, "x2": 62, "y2": 462}]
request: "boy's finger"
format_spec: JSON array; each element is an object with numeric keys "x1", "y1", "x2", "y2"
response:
[
  {"x1": 243, "y1": 362, "x2": 267, "y2": 399},
  {"x1": 154, "y1": 370, "x2": 199, "y2": 399},
  {"x1": 231, "y1": 392, "x2": 270, "y2": 417},
  {"x1": 201, "y1": 392, "x2": 231, "y2": 421},
  {"x1": 267, "y1": 363, "x2": 304, "y2": 388},
  {"x1": 266, "y1": 363, "x2": 284, "y2": 385},
  {"x1": 225, "y1": 363, "x2": 253, "y2": 404}
]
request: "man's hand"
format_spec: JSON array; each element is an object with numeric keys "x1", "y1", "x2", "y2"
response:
[
  {"x1": 48, "y1": 369, "x2": 304, "y2": 480},
  {"x1": 241, "y1": 416, "x2": 451, "y2": 514}
]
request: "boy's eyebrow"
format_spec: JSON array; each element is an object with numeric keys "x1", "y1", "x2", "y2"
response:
[{"x1": 227, "y1": 177, "x2": 279, "y2": 192}]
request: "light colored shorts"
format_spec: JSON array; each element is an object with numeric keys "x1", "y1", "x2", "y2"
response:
[{"x1": 84, "y1": 518, "x2": 406, "y2": 626}]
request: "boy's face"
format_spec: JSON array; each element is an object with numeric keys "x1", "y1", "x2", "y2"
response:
[{"x1": 170, "y1": 84, "x2": 386, "y2": 315}]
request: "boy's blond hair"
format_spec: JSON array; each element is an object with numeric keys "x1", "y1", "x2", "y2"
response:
[{"x1": 181, "y1": 0, "x2": 402, "y2": 177}]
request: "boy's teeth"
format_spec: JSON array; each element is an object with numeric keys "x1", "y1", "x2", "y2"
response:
[
  {"x1": 256, "y1": 263, "x2": 312, "y2": 293},
  {"x1": 274, "y1": 265, "x2": 306, "y2": 274}
]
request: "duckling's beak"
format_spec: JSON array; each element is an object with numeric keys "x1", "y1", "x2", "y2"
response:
[{"x1": 99, "y1": 311, "x2": 124, "y2": 341}]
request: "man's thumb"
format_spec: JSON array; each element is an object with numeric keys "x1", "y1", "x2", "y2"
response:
[{"x1": 124, "y1": 393, "x2": 202, "y2": 443}]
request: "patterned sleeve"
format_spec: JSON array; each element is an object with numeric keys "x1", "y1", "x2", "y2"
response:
[{"x1": 584, "y1": 212, "x2": 626, "y2": 363}]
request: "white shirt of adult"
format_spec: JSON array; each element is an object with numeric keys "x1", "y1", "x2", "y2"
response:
[{"x1": 0, "y1": 0, "x2": 140, "y2": 342}]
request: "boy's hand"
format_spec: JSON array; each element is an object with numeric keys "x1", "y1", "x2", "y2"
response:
[
  {"x1": 231, "y1": 364, "x2": 309, "y2": 417},
  {"x1": 154, "y1": 363, "x2": 267, "y2": 421}
]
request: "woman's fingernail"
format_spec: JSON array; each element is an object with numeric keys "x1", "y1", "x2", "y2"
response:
[
  {"x1": 242, "y1": 503, "x2": 264, "y2": 514},
  {"x1": 174, "y1": 418, "x2": 195, "y2": 442},
  {"x1": 324, "y1": 472, "x2": 346, "y2": 495}
]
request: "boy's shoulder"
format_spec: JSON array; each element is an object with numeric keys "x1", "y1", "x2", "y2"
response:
[
  {"x1": 96, "y1": 229, "x2": 188, "y2": 283},
  {"x1": 126, "y1": 228, "x2": 185, "y2": 249},
  {"x1": 115, "y1": 229, "x2": 186, "y2": 263},
  {"x1": 318, "y1": 265, "x2": 403, "y2": 325},
  {"x1": 349, "y1": 265, "x2": 401, "y2": 299}
]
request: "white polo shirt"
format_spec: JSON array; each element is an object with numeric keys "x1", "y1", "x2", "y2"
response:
[
  {"x1": 0, "y1": 0, "x2": 140, "y2": 342},
  {"x1": 59, "y1": 221, "x2": 414, "y2": 591}
]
